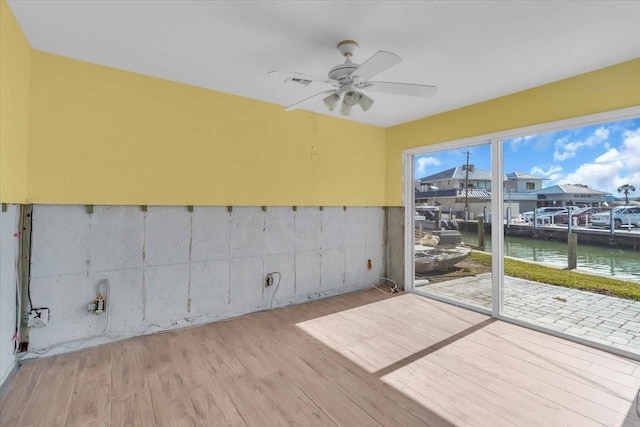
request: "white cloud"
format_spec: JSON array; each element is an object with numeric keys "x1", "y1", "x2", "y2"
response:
[
  {"x1": 531, "y1": 165, "x2": 563, "y2": 183},
  {"x1": 508, "y1": 134, "x2": 536, "y2": 151},
  {"x1": 561, "y1": 127, "x2": 640, "y2": 195},
  {"x1": 553, "y1": 126, "x2": 609, "y2": 162},
  {"x1": 415, "y1": 156, "x2": 441, "y2": 177},
  {"x1": 595, "y1": 147, "x2": 620, "y2": 164},
  {"x1": 621, "y1": 127, "x2": 640, "y2": 172}
]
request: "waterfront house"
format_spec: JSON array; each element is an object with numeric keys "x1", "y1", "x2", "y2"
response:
[
  {"x1": 417, "y1": 165, "x2": 611, "y2": 218},
  {"x1": 535, "y1": 184, "x2": 610, "y2": 208},
  {"x1": 416, "y1": 166, "x2": 545, "y2": 217}
]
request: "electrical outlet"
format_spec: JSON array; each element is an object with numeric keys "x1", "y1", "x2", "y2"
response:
[
  {"x1": 87, "y1": 294, "x2": 107, "y2": 315},
  {"x1": 27, "y1": 308, "x2": 49, "y2": 328},
  {"x1": 88, "y1": 293, "x2": 106, "y2": 315},
  {"x1": 265, "y1": 274, "x2": 274, "y2": 288},
  {"x1": 95, "y1": 295, "x2": 105, "y2": 313}
]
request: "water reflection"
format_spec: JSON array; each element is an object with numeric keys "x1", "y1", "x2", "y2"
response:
[{"x1": 461, "y1": 231, "x2": 640, "y2": 282}]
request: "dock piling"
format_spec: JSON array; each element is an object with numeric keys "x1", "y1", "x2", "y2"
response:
[
  {"x1": 478, "y1": 215, "x2": 485, "y2": 251},
  {"x1": 568, "y1": 233, "x2": 577, "y2": 269}
]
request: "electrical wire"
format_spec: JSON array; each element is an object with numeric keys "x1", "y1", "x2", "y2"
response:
[
  {"x1": 21, "y1": 278, "x2": 113, "y2": 359},
  {"x1": 27, "y1": 273, "x2": 33, "y2": 310},
  {"x1": 19, "y1": 323, "x2": 161, "y2": 358},
  {"x1": 13, "y1": 207, "x2": 22, "y2": 353},
  {"x1": 267, "y1": 272, "x2": 282, "y2": 309},
  {"x1": 22, "y1": 208, "x2": 48, "y2": 314},
  {"x1": 374, "y1": 277, "x2": 399, "y2": 294},
  {"x1": 22, "y1": 211, "x2": 35, "y2": 311},
  {"x1": 97, "y1": 279, "x2": 111, "y2": 336}
]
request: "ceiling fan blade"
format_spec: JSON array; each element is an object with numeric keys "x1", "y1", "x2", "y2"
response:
[
  {"x1": 351, "y1": 51, "x2": 401, "y2": 82},
  {"x1": 284, "y1": 90, "x2": 337, "y2": 112},
  {"x1": 362, "y1": 81, "x2": 438, "y2": 97},
  {"x1": 268, "y1": 71, "x2": 339, "y2": 88}
]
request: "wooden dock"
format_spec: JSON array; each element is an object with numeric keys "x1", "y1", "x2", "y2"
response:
[{"x1": 457, "y1": 221, "x2": 640, "y2": 251}]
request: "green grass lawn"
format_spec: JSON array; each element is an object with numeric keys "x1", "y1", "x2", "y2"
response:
[{"x1": 469, "y1": 251, "x2": 640, "y2": 301}]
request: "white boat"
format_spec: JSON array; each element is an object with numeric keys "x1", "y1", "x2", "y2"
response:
[{"x1": 414, "y1": 245, "x2": 472, "y2": 273}]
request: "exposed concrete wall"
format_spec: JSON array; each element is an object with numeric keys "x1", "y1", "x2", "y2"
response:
[
  {"x1": 0, "y1": 205, "x2": 19, "y2": 386},
  {"x1": 26, "y1": 205, "x2": 385, "y2": 356},
  {"x1": 385, "y1": 207, "x2": 405, "y2": 290}
]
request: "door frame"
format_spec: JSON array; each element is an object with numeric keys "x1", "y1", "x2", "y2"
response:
[{"x1": 402, "y1": 105, "x2": 640, "y2": 359}]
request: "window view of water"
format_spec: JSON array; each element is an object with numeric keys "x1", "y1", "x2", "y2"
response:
[
  {"x1": 460, "y1": 231, "x2": 640, "y2": 282},
  {"x1": 412, "y1": 116, "x2": 640, "y2": 359}
]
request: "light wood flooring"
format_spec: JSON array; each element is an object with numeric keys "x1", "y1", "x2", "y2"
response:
[{"x1": 2, "y1": 289, "x2": 640, "y2": 426}]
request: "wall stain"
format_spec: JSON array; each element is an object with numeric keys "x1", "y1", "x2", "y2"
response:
[{"x1": 308, "y1": 115, "x2": 320, "y2": 172}]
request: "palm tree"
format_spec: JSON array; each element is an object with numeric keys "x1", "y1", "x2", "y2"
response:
[{"x1": 617, "y1": 184, "x2": 636, "y2": 206}]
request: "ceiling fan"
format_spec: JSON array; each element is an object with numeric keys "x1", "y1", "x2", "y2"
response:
[{"x1": 268, "y1": 40, "x2": 437, "y2": 116}]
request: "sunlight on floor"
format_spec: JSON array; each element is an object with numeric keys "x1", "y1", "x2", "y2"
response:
[{"x1": 296, "y1": 293, "x2": 640, "y2": 426}]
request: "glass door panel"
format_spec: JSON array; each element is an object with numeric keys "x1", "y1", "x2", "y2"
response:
[
  {"x1": 501, "y1": 117, "x2": 640, "y2": 356},
  {"x1": 412, "y1": 143, "x2": 493, "y2": 312}
]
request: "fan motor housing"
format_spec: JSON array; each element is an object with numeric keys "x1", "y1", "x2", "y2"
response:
[{"x1": 328, "y1": 62, "x2": 359, "y2": 84}]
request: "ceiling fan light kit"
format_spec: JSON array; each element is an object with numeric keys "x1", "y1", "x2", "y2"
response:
[
  {"x1": 358, "y1": 92, "x2": 374, "y2": 112},
  {"x1": 340, "y1": 101, "x2": 353, "y2": 116},
  {"x1": 269, "y1": 40, "x2": 437, "y2": 117},
  {"x1": 323, "y1": 92, "x2": 341, "y2": 111}
]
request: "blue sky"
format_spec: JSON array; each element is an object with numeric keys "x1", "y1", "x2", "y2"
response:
[{"x1": 414, "y1": 117, "x2": 640, "y2": 196}]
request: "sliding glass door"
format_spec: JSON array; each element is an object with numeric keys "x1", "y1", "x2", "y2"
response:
[
  {"x1": 410, "y1": 142, "x2": 494, "y2": 313},
  {"x1": 404, "y1": 107, "x2": 640, "y2": 360}
]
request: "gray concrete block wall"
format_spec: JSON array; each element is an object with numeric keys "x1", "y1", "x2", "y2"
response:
[
  {"x1": 26, "y1": 205, "x2": 386, "y2": 356},
  {"x1": 386, "y1": 207, "x2": 405, "y2": 290},
  {"x1": 0, "y1": 205, "x2": 19, "y2": 387}
]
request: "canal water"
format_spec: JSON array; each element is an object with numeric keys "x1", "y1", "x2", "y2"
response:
[{"x1": 460, "y1": 231, "x2": 640, "y2": 283}]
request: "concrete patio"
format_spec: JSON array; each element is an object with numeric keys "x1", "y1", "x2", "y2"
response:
[{"x1": 417, "y1": 273, "x2": 640, "y2": 354}]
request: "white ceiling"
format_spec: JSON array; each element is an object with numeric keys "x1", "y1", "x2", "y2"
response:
[{"x1": 8, "y1": 1, "x2": 640, "y2": 127}]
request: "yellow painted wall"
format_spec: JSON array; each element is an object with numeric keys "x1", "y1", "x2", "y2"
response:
[
  {"x1": 27, "y1": 51, "x2": 386, "y2": 206},
  {"x1": 0, "y1": 1, "x2": 30, "y2": 203},
  {"x1": 3, "y1": 3, "x2": 639, "y2": 207},
  {"x1": 385, "y1": 58, "x2": 640, "y2": 206}
]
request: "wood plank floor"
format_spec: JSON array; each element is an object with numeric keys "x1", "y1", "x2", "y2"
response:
[{"x1": 2, "y1": 289, "x2": 640, "y2": 426}]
